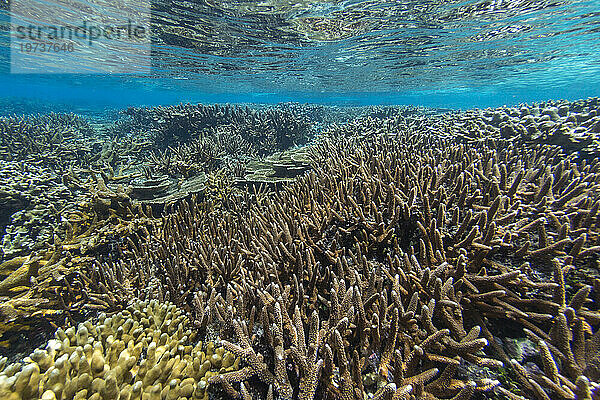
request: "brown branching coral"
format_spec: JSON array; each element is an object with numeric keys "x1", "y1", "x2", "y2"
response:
[
  {"x1": 4, "y1": 98, "x2": 600, "y2": 400},
  {"x1": 147, "y1": 122, "x2": 264, "y2": 180},
  {"x1": 0, "y1": 113, "x2": 94, "y2": 163},
  {"x1": 94, "y1": 98, "x2": 600, "y2": 400},
  {"x1": 125, "y1": 102, "x2": 314, "y2": 155},
  {"x1": 86, "y1": 130, "x2": 507, "y2": 399}
]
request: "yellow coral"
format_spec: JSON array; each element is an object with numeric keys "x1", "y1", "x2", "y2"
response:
[{"x1": 0, "y1": 300, "x2": 239, "y2": 399}]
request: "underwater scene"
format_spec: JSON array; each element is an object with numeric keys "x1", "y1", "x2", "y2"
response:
[{"x1": 1, "y1": 0, "x2": 600, "y2": 399}]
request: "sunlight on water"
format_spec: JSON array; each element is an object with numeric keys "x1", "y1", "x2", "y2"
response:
[
  {"x1": 2, "y1": 2, "x2": 600, "y2": 400},
  {"x1": 0, "y1": 0, "x2": 599, "y2": 107}
]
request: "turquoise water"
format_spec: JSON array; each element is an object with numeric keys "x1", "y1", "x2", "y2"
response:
[
  {"x1": 3, "y1": 1, "x2": 600, "y2": 399},
  {"x1": 1, "y1": 0, "x2": 599, "y2": 109}
]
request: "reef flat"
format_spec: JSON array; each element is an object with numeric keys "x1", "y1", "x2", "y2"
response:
[{"x1": 1, "y1": 98, "x2": 600, "y2": 399}]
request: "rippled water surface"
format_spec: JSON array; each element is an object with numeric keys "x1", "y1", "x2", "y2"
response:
[
  {"x1": 1, "y1": 0, "x2": 600, "y2": 107},
  {"x1": 149, "y1": 0, "x2": 600, "y2": 89}
]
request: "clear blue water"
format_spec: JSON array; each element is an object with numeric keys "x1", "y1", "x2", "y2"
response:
[
  {"x1": 0, "y1": 0, "x2": 599, "y2": 109},
  {"x1": 2, "y1": 1, "x2": 600, "y2": 395}
]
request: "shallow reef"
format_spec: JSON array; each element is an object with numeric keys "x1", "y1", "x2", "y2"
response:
[
  {"x1": 123, "y1": 103, "x2": 315, "y2": 154},
  {"x1": 0, "y1": 299, "x2": 240, "y2": 399},
  {"x1": 1, "y1": 99, "x2": 600, "y2": 400}
]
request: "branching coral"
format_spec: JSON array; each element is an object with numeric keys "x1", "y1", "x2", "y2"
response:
[
  {"x1": 4, "y1": 98, "x2": 600, "y2": 400},
  {"x1": 125, "y1": 103, "x2": 314, "y2": 155},
  {"x1": 87, "y1": 98, "x2": 600, "y2": 400}
]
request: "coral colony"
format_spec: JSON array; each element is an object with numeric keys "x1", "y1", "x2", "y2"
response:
[{"x1": 1, "y1": 99, "x2": 600, "y2": 399}]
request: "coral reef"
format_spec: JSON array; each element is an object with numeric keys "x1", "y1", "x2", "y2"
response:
[
  {"x1": 0, "y1": 299, "x2": 239, "y2": 399},
  {"x1": 125, "y1": 103, "x2": 314, "y2": 155},
  {"x1": 419, "y1": 97, "x2": 600, "y2": 158},
  {"x1": 3, "y1": 98, "x2": 600, "y2": 400},
  {"x1": 0, "y1": 113, "x2": 94, "y2": 164},
  {"x1": 148, "y1": 129, "x2": 250, "y2": 179},
  {"x1": 235, "y1": 146, "x2": 312, "y2": 188},
  {"x1": 0, "y1": 169, "x2": 157, "y2": 346},
  {"x1": 79, "y1": 97, "x2": 600, "y2": 400},
  {"x1": 0, "y1": 161, "x2": 82, "y2": 260}
]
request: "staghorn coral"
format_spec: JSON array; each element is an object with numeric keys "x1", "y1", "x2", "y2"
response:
[
  {"x1": 149, "y1": 136, "x2": 222, "y2": 178},
  {"x1": 5, "y1": 98, "x2": 600, "y2": 400},
  {"x1": 77, "y1": 98, "x2": 600, "y2": 400},
  {"x1": 276, "y1": 102, "x2": 443, "y2": 132},
  {"x1": 82, "y1": 130, "x2": 507, "y2": 399},
  {"x1": 0, "y1": 103, "x2": 321, "y2": 356},
  {"x1": 126, "y1": 102, "x2": 314, "y2": 155},
  {"x1": 0, "y1": 107, "x2": 164, "y2": 263},
  {"x1": 489, "y1": 258, "x2": 600, "y2": 400},
  {"x1": 148, "y1": 125, "x2": 257, "y2": 179},
  {"x1": 0, "y1": 113, "x2": 94, "y2": 163},
  {"x1": 0, "y1": 299, "x2": 240, "y2": 399}
]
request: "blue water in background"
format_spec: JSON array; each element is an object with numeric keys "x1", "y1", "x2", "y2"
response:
[{"x1": 0, "y1": 0, "x2": 599, "y2": 111}]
